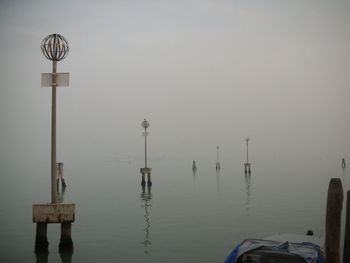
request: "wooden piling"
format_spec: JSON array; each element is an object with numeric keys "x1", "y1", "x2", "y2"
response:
[
  {"x1": 326, "y1": 178, "x2": 343, "y2": 263},
  {"x1": 141, "y1": 173, "x2": 146, "y2": 186},
  {"x1": 147, "y1": 173, "x2": 152, "y2": 186},
  {"x1": 59, "y1": 222, "x2": 73, "y2": 252},
  {"x1": 141, "y1": 168, "x2": 152, "y2": 186},
  {"x1": 343, "y1": 190, "x2": 350, "y2": 263},
  {"x1": 35, "y1": 223, "x2": 49, "y2": 253}
]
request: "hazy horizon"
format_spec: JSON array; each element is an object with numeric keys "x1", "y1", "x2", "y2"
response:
[{"x1": 1, "y1": 0, "x2": 349, "y2": 167}]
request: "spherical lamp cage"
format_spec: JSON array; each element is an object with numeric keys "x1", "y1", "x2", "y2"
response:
[
  {"x1": 142, "y1": 119, "x2": 149, "y2": 129},
  {"x1": 41, "y1": 34, "x2": 69, "y2": 61}
]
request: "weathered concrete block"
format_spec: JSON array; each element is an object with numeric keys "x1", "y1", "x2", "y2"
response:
[
  {"x1": 140, "y1": 168, "x2": 152, "y2": 174},
  {"x1": 33, "y1": 203, "x2": 75, "y2": 223}
]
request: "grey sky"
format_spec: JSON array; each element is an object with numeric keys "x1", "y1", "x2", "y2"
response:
[{"x1": 0, "y1": 0, "x2": 349, "y2": 165}]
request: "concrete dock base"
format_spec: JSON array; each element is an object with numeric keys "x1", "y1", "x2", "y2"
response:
[
  {"x1": 33, "y1": 203, "x2": 75, "y2": 252},
  {"x1": 244, "y1": 163, "x2": 251, "y2": 174}
]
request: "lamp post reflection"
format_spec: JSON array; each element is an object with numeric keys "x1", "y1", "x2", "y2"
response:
[
  {"x1": 140, "y1": 185, "x2": 152, "y2": 256},
  {"x1": 192, "y1": 169, "x2": 197, "y2": 183},
  {"x1": 216, "y1": 169, "x2": 221, "y2": 193},
  {"x1": 35, "y1": 248, "x2": 72, "y2": 263},
  {"x1": 244, "y1": 174, "x2": 252, "y2": 216}
]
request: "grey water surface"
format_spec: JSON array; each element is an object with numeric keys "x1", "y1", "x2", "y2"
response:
[{"x1": 1, "y1": 153, "x2": 348, "y2": 263}]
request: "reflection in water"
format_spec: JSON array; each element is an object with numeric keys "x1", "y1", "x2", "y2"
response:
[
  {"x1": 35, "y1": 252, "x2": 48, "y2": 263},
  {"x1": 59, "y1": 251, "x2": 73, "y2": 263},
  {"x1": 140, "y1": 185, "x2": 152, "y2": 256},
  {"x1": 35, "y1": 251, "x2": 73, "y2": 263},
  {"x1": 216, "y1": 169, "x2": 220, "y2": 193},
  {"x1": 244, "y1": 174, "x2": 252, "y2": 216}
]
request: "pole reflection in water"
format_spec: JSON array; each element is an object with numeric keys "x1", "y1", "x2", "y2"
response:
[
  {"x1": 140, "y1": 185, "x2": 152, "y2": 256},
  {"x1": 244, "y1": 174, "x2": 252, "y2": 216},
  {"x1": 35, "y1": 251, "x2": 48, "y2": 263},
  {"x1": 216, "y1": 169, "x2": 220, "y2": 193}
]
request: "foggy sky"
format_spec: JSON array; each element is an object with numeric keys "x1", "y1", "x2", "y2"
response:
[{"x1": 0, "y1": 0, "x2": 350, "y2": 166}]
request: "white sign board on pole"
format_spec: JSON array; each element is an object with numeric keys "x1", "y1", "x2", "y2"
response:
[{"x1": 41, "y1": 73, "x2": 69, "y2": 87}]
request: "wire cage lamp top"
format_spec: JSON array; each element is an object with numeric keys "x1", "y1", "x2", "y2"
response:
[{"x1": 41, "y1": 34, "x2": 69, "y2": 62}]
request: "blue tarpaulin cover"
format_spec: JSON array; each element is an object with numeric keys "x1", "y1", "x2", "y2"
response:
[{"x1": 224, "y1": 239, "x2": 325, "y2": 263}]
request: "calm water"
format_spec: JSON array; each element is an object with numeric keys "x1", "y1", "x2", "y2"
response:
[{"x1": 0, "y1": 154, "x2": 348, "y2": 262}]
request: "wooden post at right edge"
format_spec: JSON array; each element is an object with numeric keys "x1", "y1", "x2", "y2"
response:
[
  {"x1": 326, "y1": 178, "x2": 343, "y2": 263},
  {"x1": 343, "y1": 190, "x2": 350, "y2": 263}
]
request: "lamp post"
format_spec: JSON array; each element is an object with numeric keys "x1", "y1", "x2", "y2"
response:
[
  {"x1": 245, "y1": 137, "x2": 249, "y2": 164},
  {"x1": 34, "y1": 34, "x2": 74, "y2": 254},
  {"x1": 244, "y1": 137, "x2": 251, "y2": 174},
  {"x1": 41, "y1": 34, "x2": 69, "y2": 203},
  {"x1": 142, "y1": 119, "x2": 149, "y2": 168},
  {"x1": 141, "y1": 119, "x2": 152, "y2": 186}
]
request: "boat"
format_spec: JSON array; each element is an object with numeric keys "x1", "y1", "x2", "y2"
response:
[{"x1": 224, "y1": 233, "x2": 325, "y2": 263}]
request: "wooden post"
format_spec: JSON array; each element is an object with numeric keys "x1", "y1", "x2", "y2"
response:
[
  {"x1": 147, "y1": 173, "x2": 152, "y2": 186},
  {"x1": 343, "y1": 190, "x2": 350, "y2": 263},
  {"x1": 326, "y1": 178, "x2": 343, "y2": 263},
  {"x1": 141, "y1": 173, "x2": 146, "y2": 186},
  {"x1": 35, "y1": 223, "x2": 49, "y2": 253},
  {"x1": 59, "y1": 222, "x2": 73, "y2": 252}
]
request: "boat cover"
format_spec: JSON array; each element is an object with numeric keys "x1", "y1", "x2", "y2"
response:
[{"x1": 224, "y1": 239, "x2": 325, "y2": 263}]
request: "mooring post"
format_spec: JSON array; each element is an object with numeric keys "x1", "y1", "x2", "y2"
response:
[
  {"x1": 343, "y1": 190, "x2": 350, "y2": 263},
  {"x1": 59, "y1": 222, "x2": 73, "y2": 252},
  {"x1": 326, "y1": 178, "x2": 343, "y2": 263},
  {"x1": 216, "y1": 146, "x2": 220, "y2": 171},
  {"x1": 35, "y1": 222, "x2": 49, "y2": 253},
  {"x1": 192, "y1": 160, "x2": 197, "y2": 172}
]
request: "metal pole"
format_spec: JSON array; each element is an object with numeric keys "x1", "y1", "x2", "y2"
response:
[
  {"x1": 217, "y1": 147, "x2": 219, "y2": 163},
  {"x1": 145, "y1": 128, "x2": 147, "y2": 168},
  {"x1": 246, "y1": 140, "x2": 249, "y2": 163},
  {"x1": 51, "y1": 61, "x2": 58, "y2": 203}
]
